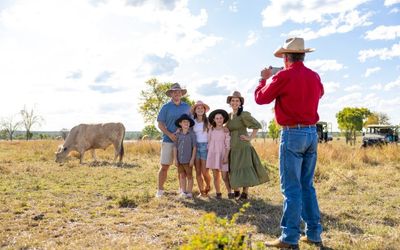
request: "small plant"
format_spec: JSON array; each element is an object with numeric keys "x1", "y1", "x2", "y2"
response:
[
  {"x1": 118, "y1": 195, "x2": 137, "y2": 208},
  {"x1": 181, "y1": 203, "x2": 252, "y2": 250}
]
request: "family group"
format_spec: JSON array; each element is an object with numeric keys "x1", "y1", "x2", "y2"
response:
[{"x1": 156, "y1": 37, "x2": 325, "y2": 249}]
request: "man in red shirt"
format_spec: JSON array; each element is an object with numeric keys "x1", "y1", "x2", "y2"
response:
[{"x1": 255, "y1": 37, "x2": 324, "y2": 249}]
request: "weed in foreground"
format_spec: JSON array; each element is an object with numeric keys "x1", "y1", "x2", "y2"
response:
[{"x1": 181, "y1": 203, "x2": 257, "y2": 250}]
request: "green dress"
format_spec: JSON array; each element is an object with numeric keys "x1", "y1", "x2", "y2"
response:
[{"x1": 227, "y1": 111, "x2": 268, "y2": 189}]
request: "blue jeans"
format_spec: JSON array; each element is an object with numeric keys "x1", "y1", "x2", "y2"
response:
[{"x1": 279, "y1": 127, "x2": 322, "y2": 244}]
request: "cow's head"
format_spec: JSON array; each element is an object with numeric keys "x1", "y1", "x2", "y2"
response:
[{"x1": 55, "y1": 145, "x2": 69, "y2": 163}]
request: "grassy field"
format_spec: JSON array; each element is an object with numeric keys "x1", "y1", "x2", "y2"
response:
[{"x1": 0, "y1": 139, "x2": 399, "y2": 249}]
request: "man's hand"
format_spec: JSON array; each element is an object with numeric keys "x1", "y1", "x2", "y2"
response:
[
  {"x1": 261, "y1": 67, "x2": 273, "y2": 80},
  {"x1": 168, "y1": 132, "x2": 177, "y2": 142}
]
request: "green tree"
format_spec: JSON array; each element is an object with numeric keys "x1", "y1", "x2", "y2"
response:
[
  {"x1": 141, "y1": 124, "x2": 162, "y2": 140},
  {"x1": 268, "y1": 118, "x2": 280, "y2": 143},
  {"x1": 20, "y1": 105, "x2": 44, "y2": 140},
  {"x1": 336, "y1": 107, "x2": 371, "y2": 145},
  {"x1": 364, "y1": 112, "x2": 390, "y2": 127},
  {"x1": 139, "y1": 78, "x2": 194, "y2": 125}
]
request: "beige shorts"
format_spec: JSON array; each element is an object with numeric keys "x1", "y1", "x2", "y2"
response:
[
  {"x1": 177, "y1": 163, "x2": 193, "y2": 176},
  {"x1": 160, "y1": 142, "x2": 174, "y2": 165}
]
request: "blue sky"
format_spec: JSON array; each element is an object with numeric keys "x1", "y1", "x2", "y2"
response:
[{"x1": 0, "y1": 0, "x2": 399, "y2": 131}]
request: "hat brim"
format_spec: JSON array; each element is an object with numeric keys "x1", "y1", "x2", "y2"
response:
[
  {"x1": 226, "y1": 96, "x2": 244, "y2": 105},
  {"x1": 166, "y1": 89, "x2": 187, "y2": 97},
  {"x1": 175, "y1": 116, "x2": 195, "y2": 128},
  {"x1": 208, "y1": 109, "x2": 229, "y2": 125},
  {"x1": 191, "y1": 103, "x2": 210, "y2": 114},
  {"x1": 274, "y1": 47, "x2": 315, "y2": 58}
]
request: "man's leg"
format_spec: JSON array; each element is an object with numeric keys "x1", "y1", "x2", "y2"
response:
[
  {"x1": 279, "y1": 129, "x2": 306, "y2": 245},
  {"x1": 157, "y1": 142, "x2": 174, "y2": 197},
  {"x1": 158, "y1": 164, "x2": 170, "y2": 190},
  {"x1": 301, "y1": 130, "x2": 322, "y2": 243}
]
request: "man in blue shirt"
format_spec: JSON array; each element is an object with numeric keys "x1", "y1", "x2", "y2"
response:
[{"x1": 156, "y1": 83, "x2": 190, "y2": 198}]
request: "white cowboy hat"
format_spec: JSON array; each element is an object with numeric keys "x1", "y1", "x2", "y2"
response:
[
  {"x1": 274, "y1": 37, "x2": 315, "y2": 58},
  {"x1": 166, "y1": 83, "x2": 187, "y2": 97}
]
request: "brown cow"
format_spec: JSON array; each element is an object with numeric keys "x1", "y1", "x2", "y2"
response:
[{"x1": 55, "y1": 123, "x2": 125, "y2": 164}]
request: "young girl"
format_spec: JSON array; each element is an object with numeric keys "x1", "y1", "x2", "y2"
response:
[
  {"x1": 206, "y1": 109, "x2": 234, "y2": 199},
  {"x1": 191, "y1": 101, "x2": 212, "y2": 197}
]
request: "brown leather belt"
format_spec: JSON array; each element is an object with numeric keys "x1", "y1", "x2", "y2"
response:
[{"x1": 283, "y1": 124, "x2": 316, "y2": 129}]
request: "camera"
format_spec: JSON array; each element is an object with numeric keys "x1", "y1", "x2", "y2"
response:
[{"x1": 270, "y1": 66, "x2": 283, "y2": 75}]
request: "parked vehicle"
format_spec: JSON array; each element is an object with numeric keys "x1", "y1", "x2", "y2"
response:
[
  {"x1": 316, "y1": 121, "x2": 333, "y2": 143},
  {"x1": 362, "y1": 124, "x2": 399, "y2": 147}
]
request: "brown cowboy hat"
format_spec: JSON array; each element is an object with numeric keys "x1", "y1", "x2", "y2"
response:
[
  {"x1": 191, "y1": 100, "x2": 210, "y2": 114},
  {"x1": 274, "y1": 37, "x2": 315, "y2": 58},
  {"x1": 226, "y1": 91, "x2": 244, "y2": 104},
  {"x1": 208, "y1": 109, "x2": 229, "y2": 126},
  {"x1": 166, "y1": 83, "x2": 187, "y2": 97}
]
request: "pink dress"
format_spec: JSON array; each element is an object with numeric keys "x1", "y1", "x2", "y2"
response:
[{"x1": 206, "y1": 127, "x2": 230, "y2": 172}]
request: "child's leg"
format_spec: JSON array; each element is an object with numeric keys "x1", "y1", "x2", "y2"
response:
[
  {"x1": 186, "y1": 165, "x2": 194, "y2": 194},
  {"x1": 194, "y1": 158, "x2": 204, "y2": 193},
  {"x1": 201, "y1": 159, "x2": 211, "y2": 192},
  {"x1": 179, "y1": 172, "x2": 187, "y2": 193},
  {"x1": 221, "y1": 171, "x2": 232, "y2": 194},
  {"x1": 212, "y1": 169, "x2": 221, "y2": 194}
]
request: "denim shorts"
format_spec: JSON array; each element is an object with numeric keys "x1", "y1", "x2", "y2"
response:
[{"x1": 196, "y1": 142, "x2": 208, "y2": 160}]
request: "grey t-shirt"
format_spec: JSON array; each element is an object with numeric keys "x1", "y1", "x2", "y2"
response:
[{"x1": 174, "y1": 130, "x2": 197, "y2": 164}]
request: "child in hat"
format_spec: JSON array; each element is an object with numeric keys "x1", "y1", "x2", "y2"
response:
[
  {"x1": 173, "y1": 114, "x2": 197, "y2": 198},
  {"x1": 206, "y1": 109, "x2": 234, "y2": 199}
]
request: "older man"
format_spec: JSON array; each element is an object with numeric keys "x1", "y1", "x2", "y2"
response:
[
  {"x1": 255, "y1": 37, "x2": 324, "y2": 249},
  {"x1": 156, "y1": 83, "x2": 190, "y2": 198}
]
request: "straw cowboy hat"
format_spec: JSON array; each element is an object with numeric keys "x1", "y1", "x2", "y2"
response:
[
  {"x1": 166, "y1": 83, "x2": 187, "y2": 97},
  {"x1": 226, "y1": 91, "x2": 244, "y2": 104},
  {"x1": 174, "y1": 113, "x2": 195, "y2": 128},
  {"x1": 274, "y1": 37, "x2": 315, "y2": 58},
  {"x1": 191, "y1": 100, "x2": 210, "y2": 114},
  {"x1": 208, "y1": 109, "x2": 229, "y2": 125}
]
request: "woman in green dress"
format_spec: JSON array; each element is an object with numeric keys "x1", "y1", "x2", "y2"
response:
[{"x1": 226, "y1": 91, "x2": 268, "y2": 200}]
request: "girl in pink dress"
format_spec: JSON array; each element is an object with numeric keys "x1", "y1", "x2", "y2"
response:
[{"x1": 206, "y1": 109, "x2": 234, "y2": 199}]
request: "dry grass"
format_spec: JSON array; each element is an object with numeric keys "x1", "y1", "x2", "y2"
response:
[{"x1": 0, "y1": 139, "x2": 399, "y2": 249}]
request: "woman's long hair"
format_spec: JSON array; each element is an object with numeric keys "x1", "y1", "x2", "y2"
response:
[
  {"x1": 194, "y1": 113, "x2": 208, "y2": 132},
  {"x1": 237, "y1": 103, "x2": 243, "y2": 116}
]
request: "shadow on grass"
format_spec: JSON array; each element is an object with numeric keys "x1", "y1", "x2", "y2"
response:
[
  {"x1": 180, "y1": 196, "x2": 364, "y2": 238},
  {"x1": 86, "y1": 161, "x2": 140, "y2": 168}
]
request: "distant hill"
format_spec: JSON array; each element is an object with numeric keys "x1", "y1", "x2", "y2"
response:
[{"x1": 1, "y1": 131, "x2": 143, "y2": 140}]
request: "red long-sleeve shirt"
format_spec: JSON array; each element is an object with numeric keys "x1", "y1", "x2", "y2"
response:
[{"x1": 254, "y1": 62, "x2": 324, "y2": 126}]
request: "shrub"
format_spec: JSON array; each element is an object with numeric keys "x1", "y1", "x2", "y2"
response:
[{"x1": 181, "y1": 203, "x2": 252, "y2": 250}]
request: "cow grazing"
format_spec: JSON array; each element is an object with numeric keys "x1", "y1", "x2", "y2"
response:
[{"x1": 55, "y1": 123, "x2": 125, "y2": 164}]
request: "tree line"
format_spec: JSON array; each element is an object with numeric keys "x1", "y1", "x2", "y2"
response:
[
  {"x1": 139, "y1": 78, "x2": 396, "y2": 145},
  {"x1": 0, "y1": 106, "x2": 44, "y2": 141}
]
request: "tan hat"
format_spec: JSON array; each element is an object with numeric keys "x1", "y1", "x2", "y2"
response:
[
  {"x1": 191, "y1": 100, "x2": 210, "y2": 114},
  {"x1": 166, "y1": 83, "x2": 187, "y2": 97},
  {"x1": 226, "y1": 91, "x2": 244, "y2": 104},
  {"x1": 274, "y1": 37, "x2": 315, "y2": 58}
]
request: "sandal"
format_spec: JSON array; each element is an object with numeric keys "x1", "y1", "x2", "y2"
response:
[
  {"x1": 238, "y1": 192, "x2": 248, "y2": 201},
  {"x1": 234, "y1": 191, "x2": 241, "y2": 199},
  {"x1": 215, "y1": 193, "x2": 222, "y2": 199},
  {"x1": 228, "y1": 193, "x2": 235, "y2": 199}
]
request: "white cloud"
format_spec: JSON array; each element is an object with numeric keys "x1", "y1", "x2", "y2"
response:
[
  {"x1": 306, "y1": 59, "x2": 344, "y2": 72},
  {"x1": 323, "y1": 81, "x2": 341, "y2": 94},
  {"x1": 389, "y1": 7, "x2": 399, "y2": 13},
  {"x1": 364, "y1": 67, "x2": 381, "y2": 77},
  {"x1": 245, "y1": 31, "x2": 259, "y2": 47},
  {"x1": 229, "y1": 1, "x2": 238, "y2": 12},
  {"x1": 344, "y1": 85, "x2": 362, "y2": 92},
  {"x1": 358, "y1": 42, "x2": 400, "y2": 62},
  {"x1": 384, "y1": 76, "x2": 400, "y2": 91},
  {"x1": 384, "y1": 0, "x2": 400, "y2": 6},
  {"x1": 370, "y1": 83, "x2": 382, "y2": 90},
  {"x1": 364, "y1": 25, "x2": 400, "y2": 40},
  {"x1": 262, "y1": 0, "x2": 369, "y2": 27},
  {"x1": 285, "y1": 10, "x2": 372, "y2": 40},
  {"x1": 0, "y1": 0, "x2": 222, "y2": 130}
]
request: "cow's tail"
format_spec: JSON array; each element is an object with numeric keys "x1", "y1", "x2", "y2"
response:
[{"x1": 119, "y1": 129, "x2": 125, "y2": 162}]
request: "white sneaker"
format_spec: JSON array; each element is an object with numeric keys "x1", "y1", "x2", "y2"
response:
[
  {"x1": 179, "y1": 192, "x2": 187, "y2": 198},
  {"x1": 186, "y1": 192, "x2": 193, "y2": 199},
  {"x1": 155, "y1": 190, "x2": 164, "y2": 198}
]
